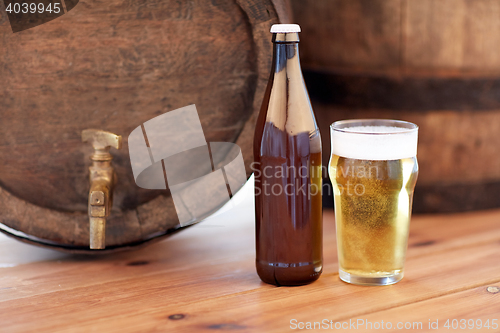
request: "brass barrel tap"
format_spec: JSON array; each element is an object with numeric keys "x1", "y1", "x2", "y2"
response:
[{"x1": 82, "y1": 129, "x2": 122, "y2": 249}]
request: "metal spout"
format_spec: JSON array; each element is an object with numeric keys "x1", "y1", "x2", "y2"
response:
[{"x1": 82, "y1": 129, "x2": 122, "y2": 249}]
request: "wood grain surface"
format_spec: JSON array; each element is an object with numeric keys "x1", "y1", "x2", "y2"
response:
[
  {"x1": 0, "y1": 181, "x2": 499, "y2": 332},
  {"x1": 292, "y1": 0, "x2": 500, "y2": 73}
]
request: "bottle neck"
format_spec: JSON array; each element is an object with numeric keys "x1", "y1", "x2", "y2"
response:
[
  {"x1": 273, "y1": 37, "x2": 301, "y2": 74},
  {"x1": 264, "y1": 32, "x2": 318, "y2": 135},
  {"x1": 272, "y1": 32, "x2": 299, "y2": 43}
]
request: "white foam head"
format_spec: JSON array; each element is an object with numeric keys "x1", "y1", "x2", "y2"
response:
[{"x1": 330, "y1": 120, "x2": 418, "y2": 160}]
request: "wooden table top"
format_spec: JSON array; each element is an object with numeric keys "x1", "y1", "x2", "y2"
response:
[{"x1": 1, "y1": 181, "x2": 500, "y2": 332}]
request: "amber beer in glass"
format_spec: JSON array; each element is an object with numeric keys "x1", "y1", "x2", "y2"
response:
[
  {"x1": 254, "y1": 24, "x2": 322, "y2": 286},
  {"x1": 329, "y1": 119, "x2": 418, "y2": 285}
]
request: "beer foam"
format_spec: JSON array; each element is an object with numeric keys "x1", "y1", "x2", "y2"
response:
[
  {"x1": 331, "y1": 125, "x2": 418, "y2": 160},
  {"x1": 342, "y1": 126, "x2": 410, "y2": 133}
]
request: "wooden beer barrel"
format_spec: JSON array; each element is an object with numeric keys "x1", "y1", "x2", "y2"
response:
[
  {"x1": 292, "y1": 0, "x2": 500, "y2": 213},
  {"x1": 0, "y1": 0, "x2": 290, "y2": 252}
]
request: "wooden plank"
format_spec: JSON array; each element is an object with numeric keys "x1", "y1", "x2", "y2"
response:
[
  {"x1": 405, "y1": 0, "x2": 500, "y2": 70},
  {"x1": 292, "y1": 0, "x2": 500, "y2": 71},
  {"x1": 1, "y1": 209, "x2": 500, "y2": 332},
  {"x1": 1, "y1": 208, "x2": 497, "y2": 304},
  {"x1": 351, "y1": 284, "x2": 500, "y2": 332},
  {"x1": 5, "y1": 241, "x2": 496, "y2": 333},
  {"x1": 85, "y1": 242, "x2": 499, "y2": 333},
  {"x1": 407, "y1": 210, "x2": 500, "y2": 257},
  {"x1": 291, "y1": 0, "x2": 401, "y2": 71},
  {"x1": 0, "y1": 221, "x2": 258, "y2": 303}
]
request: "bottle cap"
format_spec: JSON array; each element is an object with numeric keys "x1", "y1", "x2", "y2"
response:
[{"x1": 270, "y1": 24, "x2": 301, "y2": 33}]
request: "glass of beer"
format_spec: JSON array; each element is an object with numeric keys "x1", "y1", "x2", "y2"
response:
[{"x1": 329, "y1": 119, "x2": 418, "y2": 286}]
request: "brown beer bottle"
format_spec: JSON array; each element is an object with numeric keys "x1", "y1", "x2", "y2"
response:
[{"x1": 254, "y1": 24, "x2": 322, "y2": 286}]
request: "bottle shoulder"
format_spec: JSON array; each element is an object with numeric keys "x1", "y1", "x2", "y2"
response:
[{"x1": 261, "y1": 78, "x2": 318, "y2": 134}]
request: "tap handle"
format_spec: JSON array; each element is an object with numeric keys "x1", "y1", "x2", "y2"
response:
[
  {"x1": 82, "y1": 129, "x2": 122, "y2": 160},
  {"x1": 82, "y1": 129, "x2": 122, "y2": 150},
  {"x1": 82, "y1": 129, "x2": 121, "y2": 250}
]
